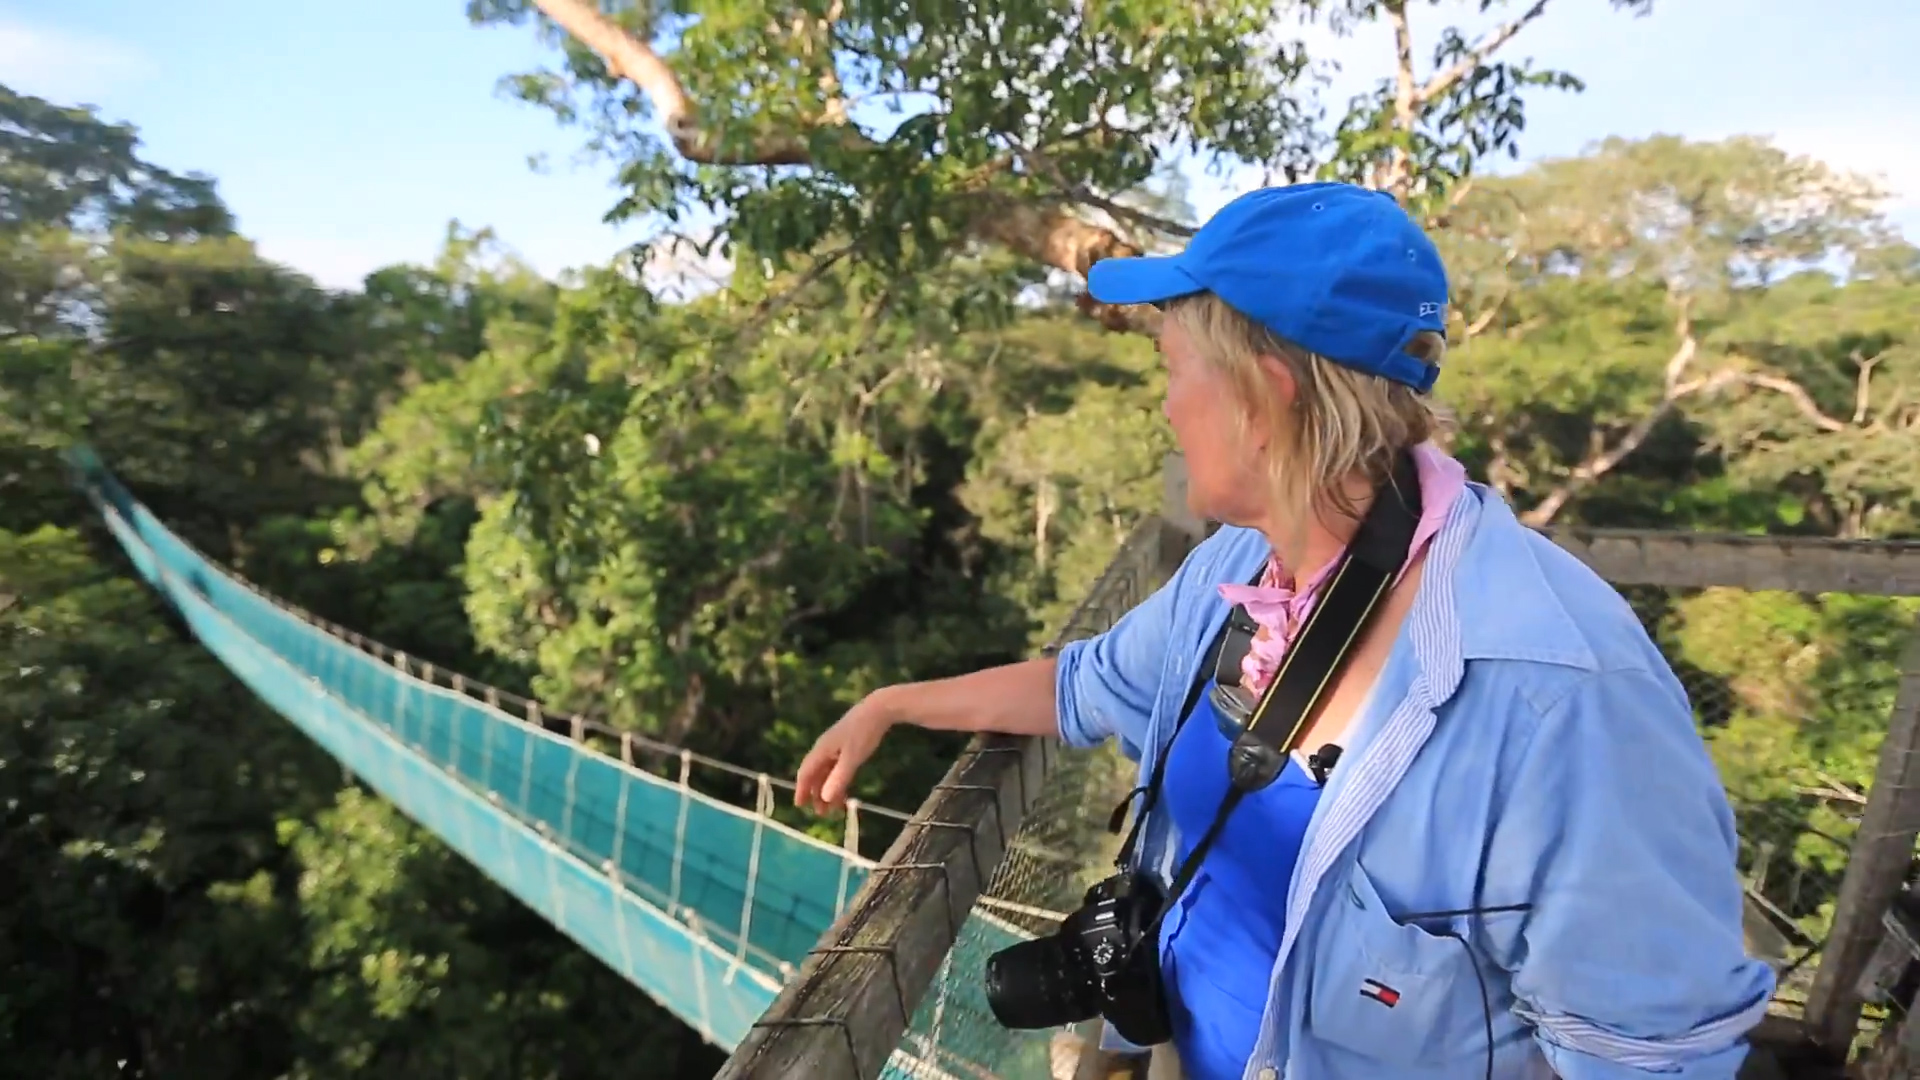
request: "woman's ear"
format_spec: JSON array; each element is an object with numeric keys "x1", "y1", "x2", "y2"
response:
[{"x1": 1254, "y1": 351, "x2": 1298, "y2": 413}]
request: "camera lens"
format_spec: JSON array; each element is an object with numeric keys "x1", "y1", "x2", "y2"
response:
[{"x1": 982, "y1": 936, "x2": 1098, "y2": 1030}]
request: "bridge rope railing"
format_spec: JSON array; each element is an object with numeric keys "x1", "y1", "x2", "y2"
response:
[
  {"x1": 76, "y1": 469, "x2": 796, "y2": 1043},
  {"x1": 715, "y1": 509, "x2": 1178, "y2": 1080},
  {"x1": 67, "y1": 448, "x2": 918, "y2": 1044},
  {"x1": 66, "y1": 454, "x2": 910, "y2": 866},
  {"x1": 266, "y1": 600, "x2": 913, "y2": 861}
]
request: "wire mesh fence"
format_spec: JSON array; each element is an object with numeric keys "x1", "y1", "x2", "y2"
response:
[
  {"x1": 884, "y1": 536, "x2": 1920, "y2": 1078},
  {"x1": 1618, "y1": 583, "x2": 1920, "y2": 1019}
]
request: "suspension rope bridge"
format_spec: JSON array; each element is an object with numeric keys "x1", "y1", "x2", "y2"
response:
[{"x1": 67, "y1": 447, "x2": 1030, "y2": 1079}]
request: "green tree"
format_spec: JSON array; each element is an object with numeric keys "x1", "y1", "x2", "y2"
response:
[
  {"x1": 1, "y1": 81, "x2": 730, "y2": 1078},
  {"x1": 0, "y1": 526, "x2": 334, "y2": 1077},
  {"x1": 471, "y1": 0, "x2": 1647, "y2": 330},
  {"x1": 0, "y1": 85, "x2": 366, "y2": 548},
  {"x1": 956, "y1": 315, "x2": 1170, "y2": 639},
  {"x1": 279, "y1": 789, "x2": 721, "y2": 1080},
  {"x1": 1438, "y1": 134, "x2": 1912, "y2": 532}
]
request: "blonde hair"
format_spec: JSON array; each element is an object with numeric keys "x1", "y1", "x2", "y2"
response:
[{"x1": 1163, "y1": 292, "x2": 1450, "y2": 553}]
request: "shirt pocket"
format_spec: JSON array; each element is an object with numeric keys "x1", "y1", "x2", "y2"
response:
[{"x1": 1305, "y1": 860, "x2": 1489, "y2": 1067}]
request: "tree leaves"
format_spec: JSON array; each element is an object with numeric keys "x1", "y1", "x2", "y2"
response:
[
  {"x1": 1438, "y1": 134, "x2": 1920, "y2": 534},
  {"x1": 0, "y1": 85, "x2": 723, "y2": 1078},
  {"x1": 476, "y1": 0, "x2": 1619, "y2": 297}
]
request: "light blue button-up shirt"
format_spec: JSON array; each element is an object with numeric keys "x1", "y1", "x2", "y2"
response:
[{"x1": 1055, "y1": 482, "x2": 1776, "y2": 1079}]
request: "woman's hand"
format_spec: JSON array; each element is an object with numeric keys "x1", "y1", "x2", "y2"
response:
[{"x1": 794, "y1": 688, "x2": 901, "y2": 815}]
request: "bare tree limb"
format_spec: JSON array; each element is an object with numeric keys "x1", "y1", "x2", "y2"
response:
[
  {"x1": 1012, "y1": 145, "x2": 1196, "y2": 240},
  {"x1": 1741, "y1": 372, "x2": 1849, "y2": 433},
  {"x1": 1381, "y1": 1, "x2": 1418, "y2": 197},
  {"x1": 1794, "y1": 772, "x2": 1869, "y2": 806},
  {"x1": 529, "y1": 0, "x2": 860, "y2": 164},
  {"x1": 1521, "y1": 297, "x2": 1734, "y2": 526},
  {"x1": 1485, "y1": 431, "x2": 1521, "y2": 499},
  {"x1": 1854, "y1": 349, "x2": 1880, "y2": 425},
  {"x1": 1070, "y1": 292, "x2": 1159, "y2": 335},
  {"x1": 1416, "y1": 0, "x2": 1553, "y2": 106},
  {"x1": 1519, "y1": 300, "x2": 1866, "y2": 527},
  {"x1": 799, "y1": 0, "x2": 848, "y2": 125},
  {"x1": 1463, "y1": 290, "x2": 1508, "y2": 338},
  {"x1": 967, "y1": 193, "x2": 1156, "y2": 331}
]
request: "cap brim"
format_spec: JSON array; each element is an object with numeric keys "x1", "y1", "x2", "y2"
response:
[{"x1": 1086, "y1": 255, "x2": 1203, "y2": 307}]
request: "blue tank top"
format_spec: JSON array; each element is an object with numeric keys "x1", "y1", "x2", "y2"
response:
[{"x1": 1156, "y1": 684, "x2": 1323, "y2": 1080}]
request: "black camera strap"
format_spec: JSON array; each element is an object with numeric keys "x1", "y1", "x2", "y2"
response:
[
  {"x1": 1105, "y1": 580, "x2": 1250, "y2": 868},
  {"x1": 1113, "y1": 451, "x2": 1422, "y2": 953}
]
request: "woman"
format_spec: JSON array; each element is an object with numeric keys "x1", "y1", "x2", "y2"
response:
[{"x1": 794, "y1": 183, "x2": 1774, "y2": 1080}]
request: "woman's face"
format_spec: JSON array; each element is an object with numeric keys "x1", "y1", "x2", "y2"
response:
[{"x1": 1159, "y1": 317, "x2": 1278, "y2": 528}]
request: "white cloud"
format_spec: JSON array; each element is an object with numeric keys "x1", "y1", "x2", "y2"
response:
[
  {"x1": 0, "y1": 19, "x2": 156, "y2": 103},
  {"x1": 1768, "y1": 129, "x2": 1920, "y2": 211}
]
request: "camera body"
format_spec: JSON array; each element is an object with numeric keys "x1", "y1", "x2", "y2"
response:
[{"x1": 982, "y1": 870, "x2": 1173, "y2": 1047}]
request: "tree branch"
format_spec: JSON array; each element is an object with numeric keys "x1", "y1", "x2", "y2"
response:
[
  {"x1": 1381, "y1": 1, "x2": 1418, "y2": 197},
  {"x1": 1853, "y1": 349, "x2": 1880, "y2": 425},
  {"x1": 967, "y1": 194, "x2": 1155, "y2": 331},
  {"x1": 1485, "y1": 431, "x2": 1521, "y2": 499},
  {"x1": 1740, "y1": 372, "x2": 1849, "y2": 432},
  {"x1": 1014, "y1": 145, "x2": 1196, "y2": 240},
  {"x1": 1520, "y1": 296, "x2": 1729, "y2": 527},
  {"x1": 1462, "y1": 294, "x2": 1505, "y2": 338},
  {"x1": 1520, "y1": 312, "x2": 1864, "y2": 528},
  {"x1": 1416, "y1": 0, "x2": 1553, "y2": 106},
  {"x1": 529, "y1": 0, "x2": 1155, "y2": 330},
  {"x1": 528, "y1": 0, "x2": 854, "y2": 164}
]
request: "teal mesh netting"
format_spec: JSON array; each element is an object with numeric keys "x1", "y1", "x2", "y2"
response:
[{"x1": 74, "y1": 451, "x2": 873, "y2": 1050}]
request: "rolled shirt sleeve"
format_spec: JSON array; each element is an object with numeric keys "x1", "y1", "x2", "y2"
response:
[
  {"x1": 1053, "y1": 528, "x2": 1237, "y2": 761},
  {"x1": 1493, "y1": 665, "x2": 1776, "y2": 1079},
  {"x1": 1053, "y1": 571, "x2": 1179, "y2": 761}
]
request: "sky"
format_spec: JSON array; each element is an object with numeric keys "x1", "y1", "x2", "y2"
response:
[{"x1": 5, "y1": 0, "x2": 1916, "y2": 291}]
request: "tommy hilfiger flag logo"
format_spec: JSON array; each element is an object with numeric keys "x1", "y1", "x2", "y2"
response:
[{"x1": 1359, "y1": 978, "x2": 1402, "y2": 1008}]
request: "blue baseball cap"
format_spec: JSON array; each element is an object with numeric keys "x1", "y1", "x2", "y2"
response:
[{"x1": 1086, "y1": 182, "x2": 1449, "y2": 393}]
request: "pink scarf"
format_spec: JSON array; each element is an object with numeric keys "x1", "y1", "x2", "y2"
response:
[{"x1": 1216, "y1": 444, "x2": 1466, "y2": 696}]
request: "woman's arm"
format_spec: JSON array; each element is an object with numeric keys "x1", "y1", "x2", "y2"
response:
[
  {"x1": 878, "y1": 657, "x2": 1063, "y2": 737},
  {"x1": 794, "y1": 527, "x2": 1235, "y2": 815},
  {"x1": 793, "y1": 658, "x2": 1059, "y2": 815}
]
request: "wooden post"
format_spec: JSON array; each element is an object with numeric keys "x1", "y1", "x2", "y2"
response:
[{"x1": 1806, "y1": 618, "x2": 1920, "y2": 1051}]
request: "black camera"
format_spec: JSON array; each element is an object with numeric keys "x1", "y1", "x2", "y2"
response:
[{"x1": 981, "y1": 870, "x2": 1173, "y2": 1047}]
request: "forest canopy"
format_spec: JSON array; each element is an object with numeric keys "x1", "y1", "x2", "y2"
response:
[{"x1": 4, "y1": 0, "x2": 1918, "y2": 1073}]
